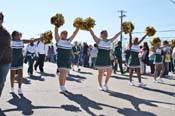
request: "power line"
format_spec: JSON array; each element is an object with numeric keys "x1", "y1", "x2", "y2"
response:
[
  {"x1": 169, "y1": 0, "x2": 175, "y2": 5},
  {"x1": 133, "y1": 29, "x2": 175, "y2": 34}
]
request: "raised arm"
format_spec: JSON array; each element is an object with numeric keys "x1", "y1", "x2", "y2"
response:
[
  {"x1": 109, "y1": 30, "x2": 122, "y2": 43},
  {"x1": 54, "y1": 26, "x2": 60, "y2": 43},
  {"x1": 22, "y1": 37, "x2": 41, "y2": 44},
  {"x1": 69, "y1": 28, "x2": 79, "y2": 42},
  {"x1": 129, "y1": 32, "x2": 132, "y2": 49},
  {"x1": 89, "y1": 29, "x2": 100, "y2": 43},
  {"x1": 138, "y1": 34, "x2": 147, "y2": 45}
]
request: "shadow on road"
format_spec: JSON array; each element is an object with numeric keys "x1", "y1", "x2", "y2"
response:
[
  {"x1": 67, "y1": 74, "x2": 87, "y2": 83},
  {"x1": 117, "y1": 108, "x2": 157, "y2": 116},
  {"x1": 15, "y1": 77, "x2": 31, "y2": 85},
  {"x1": 37, "y1": 72, "x2": 56, "y2": 77},
  {"x1": 62, "y1": 91, "x2": 117, "y2": 116},
  {"x1": 142, "y1": 87, "x2": 175, "y2": 97},
  {"x1": 105, "y1": 90, "x2": 174, "y2": 115},
  {"x1": 28, "y1": 75, "x2": 45, "y2": 81},
  {"x1": 79, "y1": 71, "x2": 93, "y2": 75},
  {"x1": 1, "y1": 93, "x2": 81, "y2": 115}
]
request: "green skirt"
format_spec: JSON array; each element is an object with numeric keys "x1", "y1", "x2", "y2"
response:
[
  {"x1": 11, "y1": 49, "x2": 23, "y2": 70},
  {"x1": 95, "y1": 49, "x2": 112, "y2": 69},
  {"x1": 57, "y1": 48, "x2": 72, "y2": 70}
]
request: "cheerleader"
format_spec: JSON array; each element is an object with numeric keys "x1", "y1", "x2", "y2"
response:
[
  {"x1": 10, "y1": 31, "x2": 41, "y2": 94},
  {"x1": 153, "y1": 40, "x2": 165, "y2": 83},
  {"x1": 89, "y1": 29, "x2": 122, "y2": 91},
  {"x1": 128, "y1": 33, "x2": 147, "y2": 86},
  {"x1": 54, "y1": 26, "x2": 79, "y2": 92}
]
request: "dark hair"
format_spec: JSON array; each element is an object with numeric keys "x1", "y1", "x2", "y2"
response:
[
  {"x1": 0, "y1": 12, "x2": 4, "y2": 20},
  {"x1": 94, "y1": 44, "x2": 97, "y2": 47},
  {"x1": 118, "y1": 41, "x2": 122, "y2": 45},
  {"x1": 163, "y1": 40, "x2": 169, "y2": 46},
  {"x1": 11, "y1": 31, "x2": 19, "y2": 38},
  {"x1": 100, "y1": 30, "x2": 107, "y2": 35}
]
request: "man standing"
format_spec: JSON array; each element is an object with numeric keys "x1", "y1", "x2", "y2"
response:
[
  {"x1": 114, "y1": 41, "x2": 124, "y2": 74},
  {"x1": 0, "y1": 12, "x2": 11, "y2": 97},
  {"x1": 34, "y1": 40, "x2": 47, "y2": 73},
  {"x1": 26, "y1": 41, "x2": 38, "y2": 76},
  {"x1": 72, "y1": 41, "x2": 81, "y2": 72}
]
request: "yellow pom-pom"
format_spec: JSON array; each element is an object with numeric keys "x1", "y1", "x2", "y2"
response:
[
  {"x1": 73, "y1": 17, "x2": 95, "y2": 31},
  {"x1": 50, "y1": 13, "x2": 64, "y2": 27},
  {"x1": 84, "y1": 17, "x2": 96, "y2": 30},
  {"x1": 146, "y1": 26, "x2": 156, "y2": 37},
  {"x1": 170, "y1": 39, "x2": 175, "y2": 48},
  {"x1": 150, "y1": 37, "x2": 161, "y2": 46},
  {"x1": 122, "y1": 21, "x2": 134, "y2": 34},
  {"x1": 73, "y1": 17, "x2": 84, "y2": 28},
  {"x1": 41, "y1": 30, "x2": 53, "y2": 44}
]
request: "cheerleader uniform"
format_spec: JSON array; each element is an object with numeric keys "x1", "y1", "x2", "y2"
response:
[
  {"x1": 56, "y1": 39, "x2": 72, "y2": 70},
  {"x1": 128, "y1": 44, "x2": 140, "y2": 68},
  {"x1": 11, "y1": 40, "x2": 24, "y2": 70},
  {"x1": 95, "y1": 39, "x2": 112, "y2": 69},
  {"x1": 154, "y1": 48, "x2": 163, "y2": 64}
]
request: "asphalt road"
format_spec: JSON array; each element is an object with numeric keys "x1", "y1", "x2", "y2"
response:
[{"x1": 0, "y1": 62, "x2": 175, "y2": 116}]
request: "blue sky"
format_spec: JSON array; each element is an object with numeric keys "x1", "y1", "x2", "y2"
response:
[{"x1": 1, "y1": 0, "x2": 175, "y2": 46}]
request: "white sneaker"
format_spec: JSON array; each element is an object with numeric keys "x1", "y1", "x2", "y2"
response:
[
  {"x1": 157, "y1": 77, "x2": 164, "y2": 83},
  {"x1": 103, "y1": 84, "x2": 109, "y2": 91},
  {"x1": 59, "y1": 86, "x2": 68, "y2": 93},
  {"x1": 153, "y1": 79, "x2": 158, "y2": 83},
  {"x1": 138, "y1": 82, "x2": 146, "y2": 87},
  {"x1": 18, "y1": 88, "x2": 23, "y2": 95},
  {"x1": 98, "y1": 86, "x2": 104, "y2": 91},
  {"x1": 10, "y1": 88, "x2": 15, "y2": 93},
  {"x1": 128, "y1": 81, "x2": 134, "y2": 86},
  {"x1": 62, "y1": 86, "x2": 68, "y2": 92}
]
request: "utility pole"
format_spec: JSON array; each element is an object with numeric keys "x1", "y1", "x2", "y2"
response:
[{"x1": 118, "y1": 10, "x2": 126, "y2": 43}]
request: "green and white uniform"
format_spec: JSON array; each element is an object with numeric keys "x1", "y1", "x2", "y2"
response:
[
  {"x1": 154, "y1": 48, "x2": 163, "y2": 64},
  {"x1": 128, "y1": 44, "x2": 140, "y2": 68},
  {"x1": 56, "y1": 39, "x2": 72, "y2": 70},
  {"x1": 96, "y1": 39, "x2": 112, "y2": 69},
  {"x1": 11, "y1": 40, "x2": 24, "y2": 70}
]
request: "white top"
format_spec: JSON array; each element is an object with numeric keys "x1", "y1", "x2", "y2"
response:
[
  {"x1": 90, "y1": 47, "x2": 98, "y2": 57},
  {"x1": 57, "y1": 39, "x2": 72, "y2": 49},
  {"x1": 11, "y1": 40, "x2": 24, "y2": 49},
  {"x1": 155, "y1": 48, "x2": 162, "y2": 55},
  {"x1": 98, "y1": 39, "x2": 111, "y2": 50},
  {"x1": 36, "y1": 41, "x2": 47, "y2": 55},
  {"x1": 130, "y1": 45, "x2": 140, "y2": 53},
  {"x1": 27, "y1": 44, "x2": 37, "y2": 54}
]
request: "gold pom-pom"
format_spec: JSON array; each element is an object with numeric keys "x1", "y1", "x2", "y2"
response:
[
  {"x1": 122, "y1": 21, "x2": 134, "y2": 34},
  {"x1": 150, "y1": 37, "x2": 161, "y2": 46},
  {"x1": 41, "y1": 30, "x2": 53, "y2": 44},
  {"x1": 84, "y1": 17, "x2": 96, "y2": 30},
  {"x1": 146, "y1": 26, "x2": 156, "y2": 37},
  {"x1": 170, "y1": 39, "x2": 175, "y2": 48},
  {"x1": 73, "y1": 17, "x2": 84, "y2": 28},
  {"x1": 50, "y1": 13, "x2": 64, "y2": 27},
  {"x1": 73, "y1": 17, "x2": 95, "y2": 30}
]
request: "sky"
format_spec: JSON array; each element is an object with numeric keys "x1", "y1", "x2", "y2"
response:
[{"x1": 0, "y1": 0, "x2": 175, "y2": 46}]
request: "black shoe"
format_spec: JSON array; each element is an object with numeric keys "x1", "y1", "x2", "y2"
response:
[{"x1": 78, "y1": 68, "x2": 81, "y2": 72}]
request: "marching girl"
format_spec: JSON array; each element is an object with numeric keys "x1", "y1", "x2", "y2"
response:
[
  {"x1": 153, "y1": 38, "x2": 165, "y2": 83},
  {"x1": 54, "y1": 26, "x2": 79, "y2": 92},
  {"x1": 128, "y1": 33, "x2": 147, "y2": 86},
  {"x1": 10, "y1": 31, "x2": 41, "y2": 94},
  {"x1": 89, "y1": 29, "x2": 122, "y2": 91}
]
